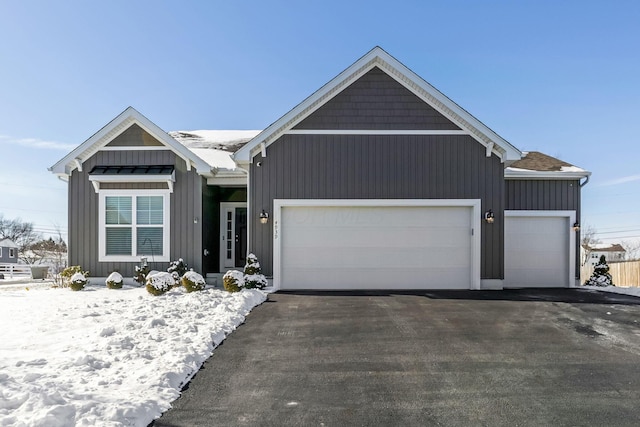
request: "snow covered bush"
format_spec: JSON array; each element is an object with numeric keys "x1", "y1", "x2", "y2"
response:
[
  {"x1": 168, "y1": 258, "x2": 188, "y2": 282},
  {"x1": 181, "y1": 271, "x2": 206, "y2": 293},
  {"x1": 106, "y1": 271, "x2": 124, "y2": 289},
  {"x1": 243, "y1": 253, "x2": 267, "y2": 290},
  {"x1": 133, "y1": 263, "x2": 150, "y2": 286},
  {"x1": 60, "y1": 265, "x2": 89, "y2": 288},
  {"x1": 146, "y1": 272, "x2": 177, "y2": 296},
  {"x1": 69, "y1": 272, "x2": 87, "y2": 291},
  {"x1": 584, "y1": 255, "x2": 615, "y2": 287},
  {"x1": 223, "y1": 270, "x2": 244, "y2": 293}
]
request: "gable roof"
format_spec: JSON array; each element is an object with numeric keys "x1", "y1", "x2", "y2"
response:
[
  {"x1": 49, "y1": 107, "x2": 214, "y2": 179},
  {"x1": 585, "y1": 243, "x2": 626, "y2": 253},
  {"x1": 0, "y1": 238, "x2": 18, "y2": 248},
  {"x1": 234, "y1": 46, "x2": 522, "y2": 163},
  {"x1": 505, "y1": 151, "x2": 590, "y2": 180}
]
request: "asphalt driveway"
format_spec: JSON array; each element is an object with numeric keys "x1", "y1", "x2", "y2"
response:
[{"x1": 153, "y1": 289, "x2": 640, "y2": 426}]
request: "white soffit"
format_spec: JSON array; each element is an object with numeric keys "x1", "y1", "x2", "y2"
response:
[{"x1": 234, "y1": 47, "x2": 522, "y2": 163}]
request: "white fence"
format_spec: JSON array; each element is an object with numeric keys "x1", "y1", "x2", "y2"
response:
[{"x1": 0, "y1": 263, "x2": 33, "y2": 279}]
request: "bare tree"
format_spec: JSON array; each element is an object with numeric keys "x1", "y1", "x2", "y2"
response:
[
  {"x1": 0, "y1": 214, "x2": 41, "y2": 262},
  {"x1": 580, "y1": 225, "x2": 600, "y2": 266},
  {"x1": 622, "y1": 240, "x2": 640, "y2": 261}
]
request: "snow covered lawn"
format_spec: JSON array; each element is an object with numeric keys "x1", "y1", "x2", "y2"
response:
[
  {"x1": 582, "y1": 284, "x2": 640, "y2": 298},
  {"x1": 0, "y1": 283, "x2": 266, "y2": 426}
]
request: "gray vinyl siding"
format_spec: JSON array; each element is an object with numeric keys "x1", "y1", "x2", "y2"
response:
[
  {"x1": 0, "y1": 246, "x2": 18, "y2": 263},
  {"x1": 68, "y1": 148, "x2": 203, "y2": 278},
  {"x1": 250, "y1": 134, "x2": 504, "y2": 279},
  {"x1": 505, "y1": 179, "x2": 581, "y2": 279},
  {"x1": 105, "y1": 124, "x2": 164, "y2": 147},
  {"x1": 293, "y1": 67, "x2": 461, "y2": 131}
]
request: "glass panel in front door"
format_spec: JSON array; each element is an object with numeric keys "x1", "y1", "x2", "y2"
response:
[{"x1": 235, "y1": 208, "x2": 247, "y2": 268}]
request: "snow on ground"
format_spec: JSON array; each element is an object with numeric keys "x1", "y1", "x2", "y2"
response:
[
  {"x1": 582, "y1": 284, "x2": 640, "y2": 298},
  {"x1": 0, "y1": 282, "x2": 266, "y2": 426}
]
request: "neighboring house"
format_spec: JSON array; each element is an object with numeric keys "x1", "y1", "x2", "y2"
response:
[
  {"x1": 0, "y1": 238, "x2": 19, "y2": 264},
  {"x1": 583, "y1": 243, "x2": 626, "y2": 266},
  {"x1": 49, "y1": 47, "x2": 591, "y2": 290}
]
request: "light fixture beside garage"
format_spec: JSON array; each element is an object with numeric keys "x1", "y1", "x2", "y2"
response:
[
  {"x1": 484, "y1": 210, "x2": 495, "y2": 224},
  {"x1": 573, "y1": 222, "x2": 580, "y2": 232},
  {"x1": 259, "y1": 210, "x2": 269, "y2": 224}
]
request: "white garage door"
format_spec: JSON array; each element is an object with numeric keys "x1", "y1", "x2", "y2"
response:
[
  {"x1": 504, "y1": 215, "x2": 570, "y2": 288},
  {"x1": 278, "y1": 204, "x2": 473, "y2": 290}
]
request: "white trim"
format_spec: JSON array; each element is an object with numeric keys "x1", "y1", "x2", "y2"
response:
[
  {"x1": 206, "y1": 175, "x2": 247, "y2": 187},
  {"x1": 219, "y1": 202, "x2": 247, "y2": 271},
  {"x1": 272, "y1": 199, "x2": 481, "y2": 291},
  {"x1": 285, "y1": 129, "x2": 469, "y2": 136},
  {"x1": 505, "y1": 170, "x2": 591, "y2": 180},
  {"x1": 99, "y1": 146, "x2": 170, "y2": 151},
  {"x1": 8, "y1": 248, "x2": 15, "y2": 258},
  {"x1": 49, "y1": 107, "x2": 212, "y2": 177},
  {"x1": 504, "y1": 210, "x2": 576, "y2": 288},
  {"x1": 73, "y1": 158, "x2": 83, "y2": 172},
  {"x1": 0, "y1": 247, "x2": 2, "y2": 257},
  {"x1": 234, "y1": 47, "x2": 521, "y2": 163},
  {"x1": 88, "y1": 172, "x2": 175, "y2": 193},
  {"x1": 98, "y1": 189, "x2": 171, "y2": 263}
]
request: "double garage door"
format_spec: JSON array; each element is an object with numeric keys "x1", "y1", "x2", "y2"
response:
[{"x1": 276, "y1": 201, "x2": 479, "y2": 290}]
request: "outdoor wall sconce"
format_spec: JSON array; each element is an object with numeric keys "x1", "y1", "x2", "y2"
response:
[
  {"x1": 484, "y1": 210, "x2": 495, "y2": 224},
  {"x1": 259, "y1": 210, "x2": 269, "y2": 224},
  {"x1": 573, "y1": 222, "x2": 580, "y2": 232}
]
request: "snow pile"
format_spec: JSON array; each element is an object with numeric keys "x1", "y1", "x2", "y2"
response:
[
  {"x1": 69, "y1": 272, "x2": 86, "y2": 284},
  {"x1": 169, "y1": 130, "x2": 260, "y2": 151},
  {"x1": 0, "y1": 285, "x2": 266, "y2": 426}
]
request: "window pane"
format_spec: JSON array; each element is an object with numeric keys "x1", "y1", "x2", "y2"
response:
[
  {"x1": 137, "y1": 227, "x2": 163, "y2": 256},
  {"x1": 106, "y1": 227, "x2": 132, "y2": 255},
  {"x1": 137, "y1": 196, "x2": 163, "y2": 225},
  {"x1": 106, "y1": 196, "x2": 132, "y2": 225}
]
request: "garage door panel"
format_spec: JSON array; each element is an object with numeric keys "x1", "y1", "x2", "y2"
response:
[
  {"x1": 283, "y1": 246, "x2": 471, "y2": 269},
  {"x1": 279, "y1": 205, "x2": 473, "y2": 290},
  {"x1": 283, "y1": 266, "x2": 471, "y2": 290}
]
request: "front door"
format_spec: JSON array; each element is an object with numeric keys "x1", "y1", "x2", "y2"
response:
[{"x1": 220, "y1": 203, "x2": 248, "y2": 270}]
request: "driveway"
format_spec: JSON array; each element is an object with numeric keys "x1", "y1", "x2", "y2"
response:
[{"x1": 153, "y1": 289, "x2": 640, "y2": 426}]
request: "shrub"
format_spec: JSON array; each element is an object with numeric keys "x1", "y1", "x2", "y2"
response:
[
  {"x1": 243, "y1": 253, "x2": 267, "y2": 290},
  {"x1": 61, "y1": 266, "x2": 89, "y2": 288},
  {"x1": 223, "y1": 270, "x2": 244, "y2": 293},
  {"x1": 133, "y1": 263, "x2": 150, "y2": 286},
  {"x1": 182, "y1": 271, "x2": 206, "y2": 293},
  {"x1": 106, "y1": 271, "x2": 123, "y2": 289},
  {"x1": 69, "y1": 272, "x2": 87, "y2": 291},
  {"x1": 168, "y1": 258, "x2": 188, "y2": 282},
  {"x1": 146, "y1": 272, "x2": 176, "y2": 296},
  {"x1": 584, "y1": 255, "x2": 614, "y2": 287}
]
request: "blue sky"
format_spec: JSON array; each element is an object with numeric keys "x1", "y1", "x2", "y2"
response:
[{"x1": 1, "y1": 0, "x2": 639, "y2": 246}]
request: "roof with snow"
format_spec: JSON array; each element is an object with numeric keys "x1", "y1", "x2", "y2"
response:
[
  {"x1": 505, "y1": 151, "x2": 590, "y2": 180},
  {"x1": 169, "y1": 130, "x2": 260, "y2": 172},
  {"x1": 585, "y1": 243, "x2": 626, "y2": 252},
  {"x1": 0, "y1": 238, "x2": 18, "y2": 248}
]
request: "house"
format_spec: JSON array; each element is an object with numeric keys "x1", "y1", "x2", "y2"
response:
[
  {"x1": 0, "y1": 238, "x2": 19, "y2": 264},
  {"x1": 49, "y1": 47, "x2": 590, "y2": 290},
  {"x1": 583, "y1": 243, "x2": 626, "y2": 266}
]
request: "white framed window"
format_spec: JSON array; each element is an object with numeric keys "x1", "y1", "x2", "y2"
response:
[
  {"x1": 8, "y1": 248, "x2": 15, "y2": 258},
  {"x1": 0, "y1": 247, "x2": 2, "y2": 257},
  {"x1": 98, "y1": 190, "x2": 170, "y2": 262}
]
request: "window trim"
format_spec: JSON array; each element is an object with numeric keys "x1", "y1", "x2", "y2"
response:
[
  {"x1": 8, "y1": 248, "x2": 15, "y2": 258},
  {"x1": 98, "y1": 189, "x2": 171, "y2": 262}
]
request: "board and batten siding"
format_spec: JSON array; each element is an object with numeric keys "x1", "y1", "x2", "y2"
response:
[
  {"x1": 505, "y1": 179, "x2": 582, "y2": 279},
  {"x1": 250, "y1": 134, "x2": 504, "y2": 279},
  {"x1": 68, "y1": 149, "x2": 203, "y2": 278},
  {"x1": 293, "y1": 67, "x2": 462, "y2": 131}
]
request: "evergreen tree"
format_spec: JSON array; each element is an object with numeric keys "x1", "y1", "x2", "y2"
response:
[{"x1": 584, "y1": 255, "x2": 614, "y2": 287}]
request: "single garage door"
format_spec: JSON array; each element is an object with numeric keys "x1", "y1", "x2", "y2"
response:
[
  {"x1": 504, "y1": 215, "x2": 570, "y2": 287},
  {"x1": 279, "y1": 205, "x2": 473, "y2": 290}
]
